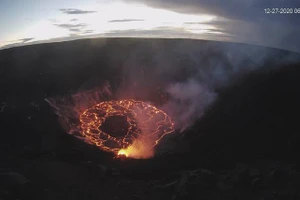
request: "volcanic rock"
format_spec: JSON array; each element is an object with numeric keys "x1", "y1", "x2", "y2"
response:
[{"x1": 0, "y1": 172, "x2": 31, "y2": 186}]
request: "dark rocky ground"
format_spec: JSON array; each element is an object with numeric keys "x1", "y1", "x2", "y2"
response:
[{"x1": 1, "y1": 38, "x2": 300, "y2": 200}]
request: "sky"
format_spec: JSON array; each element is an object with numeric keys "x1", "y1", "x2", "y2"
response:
[{"x1": 0, "y1": 0, "x2": 300, "y2": 52}]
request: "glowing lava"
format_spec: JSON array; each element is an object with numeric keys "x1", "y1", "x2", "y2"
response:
[
  {"x1": 79, "y1": 99, "x2": 174, "y2": 159},
  {"x1": 118, "y1": 149, "x2": 128, "y2": 157}
]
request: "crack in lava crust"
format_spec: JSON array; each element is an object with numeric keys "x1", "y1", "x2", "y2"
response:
[{"x1": 79, "y1": 99, "x2": 174, "y2": 158}]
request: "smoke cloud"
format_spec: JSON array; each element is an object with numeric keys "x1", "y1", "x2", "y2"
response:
[
  {"x1": 45, "y1": 82, "x2": 112, "y2": 137},
  {"x1": 44, "y1": 38, "x2": 300, "y2": 158},
  {"x1": 162, "y1": 79, "x2": 217, "y2": 131},
  {"x1": 109, "y1": 40, "x2": 300, "y2": 133}
]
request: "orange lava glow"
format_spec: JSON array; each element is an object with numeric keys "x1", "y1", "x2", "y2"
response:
[{"x1": 79, "y1": 99, "x2": 174, "y2": 159}]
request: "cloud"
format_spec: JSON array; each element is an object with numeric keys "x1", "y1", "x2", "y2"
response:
[
  {"x1": 54, "y1": 23, "x2": 90, "y2": 34},
  {"x1": 108, "y1": 19, "x2": 145, "y2": 23},
  {"x1": 60, "y1": 8, "x2": 97, "y2": 14},
  {"x1": 0, "y1": 38, "x2": 35, "y2": 50},
  {"x1": 83, "y1": 30, "x2": 94, "y2": 34},
  {"x1": 69, "y1": 33, "x2": 79, "y2": 37},
  {"x1": 123, "y1": 0, "x2": 300, "y2": 52},
  {"x1": 7, "y1": 37, "x2": 34, "y2": 44},
  {"x1": 68, "y1": 29, "x2": 93, "y2": 34},
  {"x1": 70, "y1": 18, "x2": 78, "y2": 22},
  {"x1": 69, "y1": 28, "x2": 82, "y2": 32},
  {"x1": 19, "y1": 38, "x2": 35, "y2": 43},
  {"x1": 0, "y1": 43, "x2": 23, "y2": 50},
  {"x1": 55, "y1": 23, "x2": 88, "y2": 29},
  {"x1": 104, "y1": 26, "x2": 232, "y2": 42},
  {"x1": 125, "y1": 0, "x2": 300, "y2": 25},
  {"x1": 53, "y1": 22, "x2": 94, "y2": 35}
]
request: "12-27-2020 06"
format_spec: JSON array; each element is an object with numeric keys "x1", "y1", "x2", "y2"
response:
[{"x1": 264, "y1": 8, "x2": 300, "y2": 14}]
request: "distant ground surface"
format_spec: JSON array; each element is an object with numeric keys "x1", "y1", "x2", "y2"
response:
[{"x1": 1, "y1": 38, "x2": 300, "y2": 200}]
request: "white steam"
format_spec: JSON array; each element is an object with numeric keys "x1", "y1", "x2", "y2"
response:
[{"x1": 162, "y1": 79, "x2": 217, "y2": 132}]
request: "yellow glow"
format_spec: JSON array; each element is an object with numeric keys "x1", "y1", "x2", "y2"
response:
[
  {"x1": 118, "y1": 149, "x2": 128, "y2": 157},
  {"x1": 116, "y1": 139, "x2": 154, "y2": 159}
]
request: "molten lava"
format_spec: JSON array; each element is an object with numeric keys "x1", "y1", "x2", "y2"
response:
[{"x1": 79, "y1": 99, "x2": 174, "y2": 159}]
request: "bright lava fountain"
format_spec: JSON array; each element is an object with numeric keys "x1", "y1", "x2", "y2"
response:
[{"x1": 79, "y1": 99, "x2": 174, "y2": 159}]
